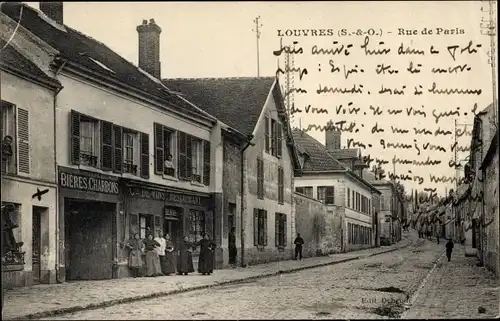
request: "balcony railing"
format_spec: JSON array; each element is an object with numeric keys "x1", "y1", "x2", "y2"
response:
[
  {"x1": 164, "y1": 167, "x2": 175, "y2": 177},
  {"x1": 123, "y1": 162, "x2": 138, "y2": 174},
  {"x1": 80, "y1": 153, "x2": 98, "y2": 167},
  {"x1": 192, "y1": 174, "x2": 202, "y2": 183}
]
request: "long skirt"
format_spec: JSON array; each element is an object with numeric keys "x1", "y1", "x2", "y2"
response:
[
  {"x1": 145, "y1": 250, "x2": 162, "y2": 276},
  {"x1": 198, "y1": 251, "x2": 214, "y2": 274},
  {"x1": 160, "y1": 252, "x2": 177, "y2": 275},
  {"x1": 128, "y1": 249, "x2": 143, "y2": 268},
  {"x1": 177, "y1": 251, "x2": 194, "y2": 273}
]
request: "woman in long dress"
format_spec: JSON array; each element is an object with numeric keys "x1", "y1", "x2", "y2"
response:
[
  {"x1": 126, "y1": 233, "x2": 144, "y2": 278},
  {"x1": 153, "y1": 231, "x2": 167, "y2": 275},
  {"x1": 143, "y1": 234, "x2": 163, "y2": 277},
  {"x1": 195, "y1": 233, "x2": 216, "y2": 275},
  {"x1": 163, "y1": 233, "x2": 177, "y2": 275},
  {"x1": 177, "y1": 236, "x2": 194, "y2": 275}
]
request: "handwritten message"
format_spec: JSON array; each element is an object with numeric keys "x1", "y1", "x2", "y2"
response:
[{"x1": 273, "y1": 18, "x2": 496, "y2": 195}]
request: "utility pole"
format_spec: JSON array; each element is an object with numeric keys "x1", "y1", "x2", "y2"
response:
[{"x1": 252, "y1": 16, "x2": 263, "y2": 78}]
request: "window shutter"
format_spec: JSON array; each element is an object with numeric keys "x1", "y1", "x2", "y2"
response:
[
  {"x1": 203, "y1": 140, "x2": 211, "y2": 186},
  {"x1": 154, "y1": 123, "x2": 164, "y2": 174},
  {"x1": 17, "y1": 108, "x2": 29, "y2": 174},
  {"x1": 278, "y1": 167, "x2": 284, "y2": 204},
  {"x1": 277, "y1": 122, "x2": 282, "y2": 157},
  {"x1": 113, "y1": 125, "x2": 122, "y2": 173},
  {"x1": 326, "y1": 186, "x2": 335, "y2": 205},
  {"x1": 275, "y1": 214, "x2": 279, "y2": 247},
  {"x1": 178, "y1": 131, "x2": 187, "y2": 179},
  {"x1": 140, "y1": 132, "x2": 150, "y2": 179},
  {"x1": 70, "y1": 110, "x2": 80, "y2": 165},
  {"x1": 263, "y1": 210, "x2": 268, "y2": 246},
  {"x1": 272, "y1": 120, "x2": 277, "y2": 156},
  {"x1": 264, "y1": 116, "x2": 270, "y2": 153},
  {"x1": 101, "y1": 121, "x2": 113, "y2": 171},
  {"x1": 253, "y1": 209, "x2": 259, "y2": 246},
  {"x1": 186, "y1": 135, "x2": 193, "y2": 180},
  {"x1": 283, "y1": 215, "x2": 287, "y2": 246}
]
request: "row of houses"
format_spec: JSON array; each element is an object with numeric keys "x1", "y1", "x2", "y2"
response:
[
  {"x1": 414, "y1": 102, "x2": 499, "y2": 278},
  {"x1": 0, "y1": 2, "x2": 406, "y2": 288}
]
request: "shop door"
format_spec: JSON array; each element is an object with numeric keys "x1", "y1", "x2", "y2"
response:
[
  {"x1": 164, "y1": 219, "x2": 181, "y2": 247},
  {"x1": 32, "y1": 207, "x2": 42, "y2": 284}
]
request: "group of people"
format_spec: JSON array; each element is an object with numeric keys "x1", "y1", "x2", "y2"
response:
[{"x1": 126, "y1": 231, "x2": 216, "y2": 277}]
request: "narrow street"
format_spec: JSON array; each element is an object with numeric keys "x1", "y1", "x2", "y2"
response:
[{"x1": 36, "y1": 237, "x2": 497, "y2": 320}]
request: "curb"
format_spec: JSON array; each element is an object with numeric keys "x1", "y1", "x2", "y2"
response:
[{"x1": 5, "y1": 243, "x2": 410, "y2": 320}]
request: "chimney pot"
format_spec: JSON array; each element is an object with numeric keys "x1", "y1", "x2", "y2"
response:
[
  {"x1": 142, "y1": 19, "x2": 148, "y2": 25},
  {"x1": 136, "y1": 19, "x2": 162, "y2": 79},
  {"x1": 39, "y1": 2, "x2": 63, "y2": 25},
  {"x1": 149, "y1": 18, "x2": 155, "y2": 24}
]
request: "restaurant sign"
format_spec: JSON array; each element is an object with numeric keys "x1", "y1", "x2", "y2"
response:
[
  {"x1": 59, "y1": 170, "x2": 119, "y2": 195},
  {"x1": 128, "y1": 187, "x2": 202, "y2": 206}
]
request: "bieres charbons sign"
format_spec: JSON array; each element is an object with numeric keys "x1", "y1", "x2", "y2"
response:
[
  {"x1": 128, "y1": 187, "x2": 202, "y2": 206},
  {"x1": 59, "y1": 170, "x2": 119, "y2": 195}
]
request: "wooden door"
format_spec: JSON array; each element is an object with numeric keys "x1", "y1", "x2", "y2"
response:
[{"x1": 32, "y1": 207, "x2": 41, "y2": 284}]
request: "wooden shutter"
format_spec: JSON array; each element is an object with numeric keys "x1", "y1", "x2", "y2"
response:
[
  {"x1": 140, "y1": 132, "x2": 150, "y2": 178},
  {"x1": 113, "y1": 125, "x2": 122, "y2": 173},
  {"x1": 278, "y1": 167, "x2": 284, "y2": 204},
  {"x1": 203, "y1": 140, "x2": 211, "y2": 186},
  {"x1": 70, "y1": 110, "x2": 80, "y2": 165},
  {"x1": 101, "y1": 121, "x2": 113, "y2": 171},
  {"x1": 186, "y1": 135, "x2": 193, "y2": 180},
  {"x1": 263, "y1": 210, "x2": 268, "y2": 246},
  {"x1": 264, "y1": 116, "x2": 270, "y2": 153},
  {"x1": 178, "y1": 131, "x2": 187, "y2": 179},
  {"x1": 17, "y1": 108, "x2": 29, "y2": 174},
  {"x1": 154, "y1": 123, "x2": 164, "y2": 174},
  {"x1": 326, "y1": 186, "x2": 334, "y2": 205},
  {"x1": 283, "y1": 214, "x2": 287, "y2": 246},
  {"x1": 275, "y1": 213, "x2": 279, "y2": 247},
  {"x1": 277, "y1": 122, "x2": 282, "y2": 157},
  {"x1": 271, "y1": 120, "x2": 277, "y2": 156},
  {"x1": 253, "y1": 209, "x2": 259, "y2": 246}
]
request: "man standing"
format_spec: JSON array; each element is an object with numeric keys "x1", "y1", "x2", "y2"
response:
[
  {"x1": 294, "y1": 233, "x2": 304, "y2": 260},
  {"x1": 228, "y1": 227, "x2": 237, "y2": 266},
  {"x1": 446, "y1": 238, "x2": 454, "y2": 262}
]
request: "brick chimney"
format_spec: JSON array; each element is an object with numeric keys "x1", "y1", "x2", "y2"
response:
[
  {"x1": 136, "y1": 19, "x2": 162, "y2": 79},
  {"x1": 325, "y1": 120, "x2": 341, "y2": 151},
  {"x1": 39, "y1": 2, "x2": 63, "y2": 25}
]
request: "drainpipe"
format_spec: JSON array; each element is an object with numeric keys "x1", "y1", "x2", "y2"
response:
[
  {"x1": 53, "y1": 59, "x2": 66, "y2": 283},
  {"x1": 240, "y1": 135, "x2": 254, "y2": 268}
]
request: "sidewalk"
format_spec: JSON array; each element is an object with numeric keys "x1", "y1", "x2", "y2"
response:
[
  {"x1": 402, "y1": 245, "x2": 500, "y2": 319},
  {"x1": 2, "y1": 239, "x2": 411, "y2": 320}
]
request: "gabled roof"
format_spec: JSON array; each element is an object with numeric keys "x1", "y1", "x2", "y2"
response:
[
  {"x1": 328, "y1": 148, "x2": 359, "y2": 159},
  {"x1": 163, "y1": 77, "x2": 275, "y2": 137},
  {"x1": 292, "y1": 128, "x2": 346, "y2": 172},
  {"x1": 0, "y1": 39, "x2": 61, "y2": 89},
  {"x1": 362, "y1": 169, "x2": 392, "y2": 186},
  {"x1": 1, "y1": 3, "x2": 213, "y2": 122}
]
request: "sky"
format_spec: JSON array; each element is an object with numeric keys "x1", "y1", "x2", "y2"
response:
[{"x1": 26, "y1": 1, "x2": 498, "y2": 196}]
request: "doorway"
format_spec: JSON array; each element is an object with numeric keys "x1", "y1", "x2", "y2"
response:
[
  {"x1": 164, "y1": 219, "x2": 181, "y2": 247},
  {"x1": 32, "y1": 206, "x2": 44, "y2": 284}
]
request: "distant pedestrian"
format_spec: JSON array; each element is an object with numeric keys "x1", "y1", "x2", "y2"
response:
[
  {"x1": 446, "y1": 239, "x2": 454, "y2": 261},
  {"x1": 126, "y1": 233, "x2": 144, "y2": 278},
  {"x1": 163, "y1": 233, "x2": 177, "y2": 275},
  {"x1": 177, "y1": 236, "x2": 195, "y2": 275},
  {"x1": 436, "y1": 231, "x2": 440, "y2": 244},
  {"x1": 294, "y1": 233, "x2": 304, "y2": 260},
  {"x1": 143, "y1": 233, "x2": 163, "y2": 277},
  {"x1": 228, "y1": 227, "x2": 237, "y2": 266},
  {"x1": 194, "y1": 233, "x2": 216, "y2": 275}
]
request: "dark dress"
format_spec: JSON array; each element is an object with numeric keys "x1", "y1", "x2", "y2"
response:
[
  {"x1": 177, "y1": 240, "x2": 195, "y2": 274},
  {"x1": 143, "y1": 239, "x2": 162, "y2": 276},
  {"x1": 228, "y1": 232, "x2": 237, "y2": 264},
  {"x1": 163, "y1": 239, "x2": 177, "y2": 275},
  {"x1": 126, "y1": 239, "x2": 144, "y2": 269},
  {"x1": 195, "y1": 239, "x2": 216, "y2": 274}
]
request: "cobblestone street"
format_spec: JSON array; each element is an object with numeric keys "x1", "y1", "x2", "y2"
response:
[{"x1": 46, "y1": 237, "x2": 447, "y2": 319}]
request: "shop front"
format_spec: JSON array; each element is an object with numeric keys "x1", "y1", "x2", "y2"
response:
[
  {"x1": 119, "y1": 179, "x2": 213, "y2": 277},
  {"x1": 58, "y1": 166, "x2": 121, "y2": 281}
]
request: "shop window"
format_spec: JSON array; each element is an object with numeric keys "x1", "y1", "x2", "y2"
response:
[
  {"x1": 318, "y1": 186, "x2": 334, "y2": 205},
  {"x1": 189, "y1": 209, "x2": 205, "y2": 243},
  {"x1": 1, "y1": 203, "x2": 24, "y2": 267},
  {"x1": 79, "y1": 116, "x2": 100, "y2": 167},
  {"x1": 122, "y1": 130, "x2": 139, "y2": 175},
  {"x1": 253, "y1": 209, "x2": 267, "y2": 246},
  {"x1": 1, "y1": 100, "x2": 17, "y2": 174},
  {"x1": 275, "y1": 213, "x2": 287, "y2": 247},
  {"x1": 139, "y1": 214, "x2": 154, "y2": 239}
]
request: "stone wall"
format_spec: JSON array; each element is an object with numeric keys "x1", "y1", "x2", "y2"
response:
[
  {"x1": 294, "y1": 193, "x2": 342, "y2": 258},
  {"x1": 482, "y1": 147, "x2": 499, "y2": 277}
]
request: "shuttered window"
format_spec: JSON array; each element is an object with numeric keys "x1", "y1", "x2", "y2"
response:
[
  {"x1": 275, "y1": 213, "x2": 287, "y2": 247},
  {"x1": 140, "y1": 133, "x2": 149, "y2": 178},
  {"x1": 101, "y1": 121, "x2": 113, "y2": 171},
  {"x1": 257, "y1": 158, "x2": 264, "y2": 199},
  {"x1": 278, "y1": 166, "x2": 284, "y2": 204},
  {"x1": 1, "y1": 101, "x2": 16, "y2": 174},
  {"x1": 253, "y1": 209, "x2": 267, "y2": 246},
  {"x1": 113, "y1": 125, "x2": 123, "y2": 173},
  {"x1": 153, "y1": 122, "x2": 164, "y2": 175},
  {"x1": 271, "y1": 119, "x2": 277, "y2": 156},
  {"x1": 17, "y1": 108, "x2": 29, "y2": 174},
  {"x1": 178, "y1": 131, "x2": 187, "y2": 179},
  {"x1": 264, "y1": 116, "x2": 270, "y2": 153},
  {"x1": 276, "y1": 122, "x2": 282, "y2": 158},
  {"x1": 203, "y1": 140, "x2": 211, "y2": 186}
]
